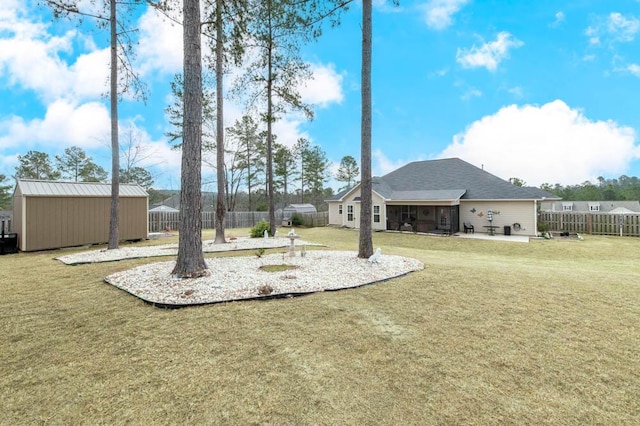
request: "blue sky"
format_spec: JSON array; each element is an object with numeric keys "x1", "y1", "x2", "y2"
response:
[{"x1": 2, "y1": 0, "x2": 640, "y2": 192}]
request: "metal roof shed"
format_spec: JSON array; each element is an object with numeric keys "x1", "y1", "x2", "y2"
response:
[
  {"x1": 13, "y1": 180, "x2": 148, "y2": 252},
  {"x1": 283, "y1": 203, "x2": 318, "y2": 216}
]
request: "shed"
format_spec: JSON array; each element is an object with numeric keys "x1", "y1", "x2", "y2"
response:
[
  {"x1": 13, "y1": 179, "x2": 148, "y2": 252},
  {"x1": 283, "y1": 204, "x2": 318, "y2": 216}
]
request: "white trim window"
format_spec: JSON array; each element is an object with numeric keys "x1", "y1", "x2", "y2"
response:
[
  {"x1": 373, "y1": 205, "x2": 381, "y2": 223},
  {"x1": 589, "y1": 203, "x2": 600, "y2": 212},
  {"x1": 562, "y1": 202, "x2": 573, "y2": 212},
  {"x1": 338, "y1": 204, "x2": 343, "y2": 215},
  {"x1": 347, "y1": 205, "x2": 354, "y2": 222}
]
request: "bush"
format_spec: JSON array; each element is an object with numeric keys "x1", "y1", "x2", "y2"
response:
[
  {"x1": 250, "y1": 219, "x2": 270, "y2": 238},
  {"x1": 537, "y1": 221, "x2": 550, "y2": 233},
  {"x1": 291, "y1": 213, "x2": 303, "y2": 227}
]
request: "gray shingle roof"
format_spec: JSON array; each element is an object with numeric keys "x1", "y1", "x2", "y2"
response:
[
  {"x1": 329, "y1": 158, "x2": 558, "y2": 202},
  {"x1": 16, "y1": 179, "x2": 148, "y2": 197}
]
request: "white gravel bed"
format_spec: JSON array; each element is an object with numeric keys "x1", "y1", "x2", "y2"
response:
[
  {"x1": 104, "y1": 250, "x2": 425, "y2": 307},
  {"x1": 56, "y1": 237, "x2": 321, "y2": 265}
]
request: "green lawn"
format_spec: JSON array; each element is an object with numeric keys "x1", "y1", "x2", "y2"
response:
[{"x1": 1, "y1": 228, "x2": 638, "y2": 425}]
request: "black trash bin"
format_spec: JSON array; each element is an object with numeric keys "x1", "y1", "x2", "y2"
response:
[{"x1": 503, "y1": 225, "x2": 511, "y2": 236}]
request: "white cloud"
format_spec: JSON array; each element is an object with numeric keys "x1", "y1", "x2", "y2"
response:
[
  {"x1": 586, "y1": 12, "x2": 640, "y2": 45},
  {"x1": 626, "y1": 63, "x2": 640, "y2": 78},
  {"x1": 422, "y1": 0, "x2": 469, "y2": 30},
  {"x1": 507, "y1": 86, "x2": 524, "y2": 98},
  {"x1": 550, "y1": 11, "x2": 565, "y2": 27},
  {"x1": 0, "y1": 4, "x2": 109, "y2": 102},
  {"x1": 136, "y1": 7, "x2": 183, "y2": 76},
  {"x1": 373, "y1": 149, "x2": 417, "y2": 176},
  {"x1": 456, "y1": 32, "x2": 524, "y2": 72},
  {"x1": 461, "y1": 87, "x2": 482, "y2": 100},
  {"x1": 608, "y1": 12, "x2": 640, "y2": 42},
  {"x1": 440, "y1": 100, "x2": 639, "y2": 186},
  {"x1": 0, "y1": 100, "x2": 110, "y2": 150},
  {"x1": 299, "y1": 63, "x2": 344, "y2": 108}
]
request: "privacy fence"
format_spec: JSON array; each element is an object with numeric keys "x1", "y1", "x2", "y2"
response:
[
  {"x1": 148, "y1": 210, "x2": 329, "y2": 233},
  {"x1": 539, "y1": 212, "x2": 640, "y2": 237}
]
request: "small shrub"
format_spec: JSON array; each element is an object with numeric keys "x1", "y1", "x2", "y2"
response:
[
  {"x1": 291, "y1": 213, "x2": 303, "y2": 227},
  {"x1": 538, "y1": 221, "x2": 550, "y2": 233},
  {"x1": 255, "y1": 247, "x2": 265, "y2": 258},
  {"x1": 250, "y1": 219, "x2": 270, "y2": 238}
]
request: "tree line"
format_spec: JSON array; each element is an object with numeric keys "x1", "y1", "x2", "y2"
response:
[{"x1": 540, "y1": 176, "x2": 640, "y2": 201}]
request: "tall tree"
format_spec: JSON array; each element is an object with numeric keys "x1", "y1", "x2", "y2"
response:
[
  {"x1": 293, "y1": 138, "x2": 310, "y2": 203},
  {"x1": 236, "y1": 0, "x2": 321, "y2": 235},
  {"x1": 273, "y1": 143, "x2": 296, "y2": 207},
  {"x1": 0, "y1": 174, "x2": 12, "y2": 209},
  {"x1": 335, "y1": 155, "x2": 359, "y2": 190},
  {"x1": 509, "y1": 177, "x2": 526, "y2": 187},
  {"x1": 302, "y1": 145, "x2": 329, "y2": 198},
  {"x1": 14, "y1": 151, "x2": 60, "y2": 180},
  {"x1": 227, "y1": 115, "x2": 263, "y2": 211},
  {"x1": 42, "y1": 0, "x2": 147, "y2": 250},
  {"x1": 55, "y1": 146, "x2": 108, "y2": 182},
  {"x1": 120, "y1": 167, "x2": 154, "y2": 189},
  {"x1": 172, "y1": 0, "x2": 207, "y2": 277},
  {"x1": 358, "y1": 0, "x2": 373, "y2": 258}
]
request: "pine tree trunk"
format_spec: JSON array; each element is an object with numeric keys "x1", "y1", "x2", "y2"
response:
[
  {"x1": 172, "y1": 0, "x2": 207, "y2": 277},
  {"x1": 214, "y1": 0, "x2": 226, "y2": 244},
  {"x1": 358, "y1": 0, "x2": 373, "y2": 259},
  {"x1": 266, "y1": 0, "x2": 276, "y2": 236},
  {"x1": 108, "y1": 0, "x2": 119, "y2": 250}
]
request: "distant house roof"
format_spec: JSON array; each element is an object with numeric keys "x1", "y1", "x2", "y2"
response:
[
  {"x1": 149, "y1": 205, "x2": 179, "y2": 213},
  {"x1": 328, "y1": 158, "x2": 557, "y2": 202},
  {"x1": 541, "y1": 200, "x2": 640, "y2": 213},
  {"x1": 15, "y1": 179, "x2": 147, "y2": 197},
  {"x1": 158, "y1": 192, "x2": 217, "y2": 211}
]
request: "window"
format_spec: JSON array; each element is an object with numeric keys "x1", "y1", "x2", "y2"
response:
[
  {"x1": 373, "y1": 205, "x2": 380, "y2": 223},
  {"x1": 562, "y1": 203, "x2": 573, "y2": 211},
  {"x1": 338, "y1": 204, "x2": 343, "y2": 215},
  {"x1": 589, "y1": 203, "x2": 600, "y2": 212},
  {"x1": 347, "y1": 205, "x2": 354, "y2": 221}
]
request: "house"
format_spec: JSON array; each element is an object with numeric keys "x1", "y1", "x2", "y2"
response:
[
  {"x1": 540, "y1": 200, "x2": 640, "y2": 213},
  {"x1": 13, "y1": 179, "x2": 148, "y2": 251},
  {"x1": 326, "y1": 158, "x2": 558, "y2": 236}
]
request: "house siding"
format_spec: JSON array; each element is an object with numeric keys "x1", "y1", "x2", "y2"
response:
[
  {"x1": 328, "y1": 188, "x2": 386, "y2": 230},
  {"x1": 460, "y1": 200, "x2": 536, "y2": 235}
]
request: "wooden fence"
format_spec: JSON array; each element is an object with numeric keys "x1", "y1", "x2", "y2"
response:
[
  {"x1": 148, "y1": 210, "x2": 329, "y2": 232},
  {"x1": 539, "y1": 212, "x2": 640, "y2": 237}
]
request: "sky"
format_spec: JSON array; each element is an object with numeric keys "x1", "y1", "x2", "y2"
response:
[{"x1": 2, "y1": 0, "x2": 640, "y2": 192}]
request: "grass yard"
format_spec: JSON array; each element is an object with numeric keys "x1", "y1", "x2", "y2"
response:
[{"x1": 1, "y1": 228, "x2": 639, "y2": 424}]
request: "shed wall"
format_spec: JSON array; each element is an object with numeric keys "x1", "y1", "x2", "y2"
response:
[{"x1": 20, "y1": 196, "x2": 147, "y2": 251}]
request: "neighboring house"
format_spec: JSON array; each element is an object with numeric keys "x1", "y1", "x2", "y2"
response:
[
  {"x1": 540, "y1": 200, "x2": 640, "y2": 213},
  {"x1": 326, "y1": 158, "x2": 558, "y2": 236}
]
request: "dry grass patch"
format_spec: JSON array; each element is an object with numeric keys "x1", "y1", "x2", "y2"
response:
[{"x1": 1, "y1": 227, "x2": 639, "y2": 424}]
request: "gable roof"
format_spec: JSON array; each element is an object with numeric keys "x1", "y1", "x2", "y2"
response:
[
  {"x1": 329, "y1": 158, "x2": 557, "y2": 202},
  {"x1": 15, "y1": 179, "x2": 147, "y2": 197}
]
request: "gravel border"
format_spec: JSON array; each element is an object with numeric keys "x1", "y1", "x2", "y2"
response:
[
  {"x1": 56, "y1": 237, "x2": 323, "y2": 265},
  {"x1": 104, "y1": 250, "x2": 425, "y2": 308}
]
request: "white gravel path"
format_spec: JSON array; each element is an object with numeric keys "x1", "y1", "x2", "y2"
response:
[
  {"x1": 56, "y1": 237, "x2": 322, "y2": 265},
  {"x1": 104, "y1": 250, "x2": 425, "y2": 307}
]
